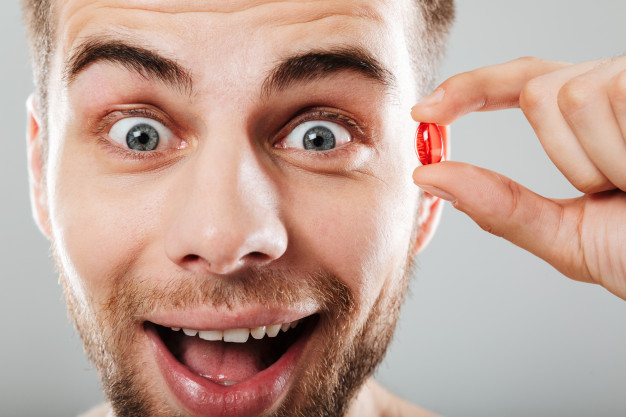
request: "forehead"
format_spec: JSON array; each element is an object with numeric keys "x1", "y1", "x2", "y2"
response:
[
  {"x1": 57, "y1": 0, "x2": 396, "y2": 36},
  {"x1": 55, "y1": 0, "x2": 410, "y2": 85}
]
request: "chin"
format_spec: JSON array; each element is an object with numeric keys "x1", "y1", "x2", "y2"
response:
[{"x1": 59, "y1": 262, "x2": 410, "y2": 417}]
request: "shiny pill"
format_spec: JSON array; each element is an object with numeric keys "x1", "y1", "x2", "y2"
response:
[{"x1": 415, "y1": 123, "x2": 443, "y2": 165}]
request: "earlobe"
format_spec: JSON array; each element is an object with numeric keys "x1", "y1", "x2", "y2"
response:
[
  {"x1": 26, "y1": 94, "x2": 52, "y2": 239},
  {"x1": 412, "y1": 192, "x2": 444, "y2": 254},
  {"x1": 412, "y1": 125, "x2": 450, "y2": 254}
]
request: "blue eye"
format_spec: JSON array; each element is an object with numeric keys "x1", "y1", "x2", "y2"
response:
[
  {"x1": 283, "y1": 120, "x2": 351, "y2": 151},
  {"x1": 109, "y1": 117, "x2": 175, "y2": 151}
]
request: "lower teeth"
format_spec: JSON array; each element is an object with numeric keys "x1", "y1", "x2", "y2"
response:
[{"x1": 217, "y1": 380, "x2": 238, "y2": 386}]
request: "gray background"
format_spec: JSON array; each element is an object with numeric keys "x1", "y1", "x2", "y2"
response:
[{"x1": 1, "y1": 1, "x2": 625, "y2": 416}]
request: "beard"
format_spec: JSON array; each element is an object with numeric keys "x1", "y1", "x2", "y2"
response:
[{"x1": 57, "y1": 251, "x2": 414, "y2": 417}]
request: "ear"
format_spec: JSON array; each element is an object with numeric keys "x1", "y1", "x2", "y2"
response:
[
  {"x1": 26, "y1": 94, "x2": 52, "y2": 239},
  {"x1": 413, "y1": 125, "x2": 450, "y2": 253}
]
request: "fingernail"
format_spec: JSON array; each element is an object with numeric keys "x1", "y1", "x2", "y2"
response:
[
  {"x1": 414, "y1": 88, "x2": 445, "y2": 109},
  {"x1": 416, "y1": 184, "x2": 455, "y2": 202}
]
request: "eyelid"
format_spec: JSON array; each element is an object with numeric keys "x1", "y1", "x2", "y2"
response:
[
  {"x1": 282, "y1": 120, "x2": 351, "y2": 151},
  {"x1": 274, "y1": 108, "x2": 368, "y2": 148},
  {"x1": 93, "y1": 108, "x2": 189, "y2": 164},
  {"x1": 92, "y1": 107, "x2": 173, "y2": 137},
  {"x1": 108, "y1": 116, "x2": 179, "y2": 155},
  {"x1": 291, "y1": 109, "x2": 364, "y2": 133}
]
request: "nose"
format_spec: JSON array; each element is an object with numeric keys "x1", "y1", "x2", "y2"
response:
[{"x1": 164, "y1": 133, "x2": 288, "y2": 275}]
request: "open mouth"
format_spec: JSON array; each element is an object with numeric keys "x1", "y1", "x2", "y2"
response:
[{"x1": 148, "y1": 315, "x2": 318, "y2": 387}]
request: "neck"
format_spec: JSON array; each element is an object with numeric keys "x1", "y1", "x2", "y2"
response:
[{"x1": 347, "y1": 378, "x2": 442, "y2": 417}]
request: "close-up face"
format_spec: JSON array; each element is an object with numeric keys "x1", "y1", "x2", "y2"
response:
[{"x1": 31, "y1": 0, "x2": 437, "y2": 416}]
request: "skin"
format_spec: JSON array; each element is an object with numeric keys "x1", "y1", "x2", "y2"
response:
[
  {"x1": 27, "y1": 0, "x2": 442, "y2": 416},
  {"x1": 25, "y1": 1, "x2": 625, "y2": 416},
  {"x1": 412, "y1": 57, "x2": 626, "y2": 299}
]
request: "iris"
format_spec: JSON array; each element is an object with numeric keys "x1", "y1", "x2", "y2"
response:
[
  {"x1": 126, "y1": 123, "x2": 160, "y2": 151},
  {"x1": 302, "y1": 126, "x2": 336, "y2": 151}
]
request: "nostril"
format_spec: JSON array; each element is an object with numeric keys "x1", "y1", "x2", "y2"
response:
[
  {"x1": 245, "y1": 251, "x2": 271, "y2": 264},
  {"x1": 179, "y1": 252, "x2": 271, "y2": 274},
  {"x1": 183, "y1": 254, "x2": 200, "y2": 262}
]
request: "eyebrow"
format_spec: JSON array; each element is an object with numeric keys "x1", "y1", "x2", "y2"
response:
[
  {"x1": 261, "y1": 47, "x2": 397, "y2": 97},
  {"x1": 64, "y1": 38, "x2": 396, "y2": 98},
  {"x1": 65, "y1": 38, "x2": 194, "y2": 94}
]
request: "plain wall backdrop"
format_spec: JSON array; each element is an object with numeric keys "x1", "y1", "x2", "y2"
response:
[{"x1": 1, "y1": 1, "x2": 625, "y2": 416}]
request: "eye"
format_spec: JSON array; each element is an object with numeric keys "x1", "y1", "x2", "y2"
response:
[
  {"x1": 108, "y1": 117, "x2": 176, "y2": 151},
  {"x1": 282, "y1": 120, "x2": 351, "y2": 151}
]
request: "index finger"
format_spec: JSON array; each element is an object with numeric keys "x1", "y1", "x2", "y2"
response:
[{"x1": 411, "y1": 57, "x2": 570, "y2": 125}]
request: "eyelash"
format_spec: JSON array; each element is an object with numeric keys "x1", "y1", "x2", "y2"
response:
[
  {"x1": 96, "y1": 108, "x2": 367, "y2": 162},
  {"x1": 274, "y1": 109, "x2": 367, "y2": 157},
  {"x1": 96, "y1": 108, "x2": 177, "y2": 161}
]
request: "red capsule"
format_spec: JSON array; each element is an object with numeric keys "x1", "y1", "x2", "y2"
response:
[{"x1": 415, "y1": 123, "x2": 443, "y2": 165}]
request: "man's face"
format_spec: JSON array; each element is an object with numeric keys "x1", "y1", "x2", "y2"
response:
[{"x1": 38, "y1": 0, "x2": 427, "y2": 415}]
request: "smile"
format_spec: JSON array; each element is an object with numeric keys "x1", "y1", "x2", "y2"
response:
[
  {"x1": 172, "y1": 318, "x2": 303, "y2": 344},
  {"x1": 145, "y1": 312, "x2": 318, "y2": 417}
]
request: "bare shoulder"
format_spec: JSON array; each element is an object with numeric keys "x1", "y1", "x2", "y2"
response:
[
  {"x1": 77, "y1": 403, "x2": 111, "y2": 417},
  {"x1": 349, "y1": 380, "x2": 442, "y2": 417}
]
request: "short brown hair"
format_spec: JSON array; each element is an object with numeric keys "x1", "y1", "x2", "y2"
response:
[
  {"x1": 22, "y1": 0, "x2": 54, "y2": 116},
  {"x1": 21, "y1": 0, "x2": 454, "y2": 129},
  {"x1": 412, "y1": 0, "x2": 456, "y2": 93}
]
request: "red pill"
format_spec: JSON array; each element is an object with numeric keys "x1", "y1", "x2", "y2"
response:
[{"x1": 415, "y1": 123, "x2": 443, "y2": 165}]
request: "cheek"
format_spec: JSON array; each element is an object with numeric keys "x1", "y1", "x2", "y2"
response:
[
  {"x1": 48, "y1": 142, "x2": 165, "y2": 303},
  {"x1": 281, "y1": 170, "x2": 418, "y2": 311}
]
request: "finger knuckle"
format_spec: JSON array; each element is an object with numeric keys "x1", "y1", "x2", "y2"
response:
[
  {"x1": 514, "y1": 56, "x2": 544, "y2": 66},
  {"x1": 519, "y1": 77, "x2": 549, "y2": 117},
  {"x1": 500, "y1": 175, "x2": 525, "y2": 222},
  {"x1": 608, "y1": 69, "x2": 626, "y2": 106},
  {"x1": 480, "y1": 172, "x2": 521, "y2": 238},
  {"x1": 558, "y1": 77, "x2": 596, "y2": 116}
]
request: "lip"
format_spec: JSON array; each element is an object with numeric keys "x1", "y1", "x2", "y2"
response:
[
  {"x1": 147, "y1": 304, "x2": 318, "y2": 330},
  {"x1": 146, "y1": 316, "x2": 313, "y2": 417}
]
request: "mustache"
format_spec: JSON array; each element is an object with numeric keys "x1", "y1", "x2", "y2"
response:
[{"x1": 101, "y1": 266, "x2": 355, "y2": 323}]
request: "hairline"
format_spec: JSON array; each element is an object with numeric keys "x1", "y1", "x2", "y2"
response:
[{"x1": 22, "y1": 0, "x2": 454, "y2": 119}]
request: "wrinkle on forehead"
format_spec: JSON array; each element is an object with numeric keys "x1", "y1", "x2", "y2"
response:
[
  {"x1": 52, "y1": 0, "x2": 413, "y2": 108},
  {"x1": 59, "y1": 0, "x2": 387, "y2": 22},
  {"x1": 57, "y1": 0, "x2": 392, "y2": 63},
  {"x1": 112, "y1": 0, "x2": 384, "y2": 18}
]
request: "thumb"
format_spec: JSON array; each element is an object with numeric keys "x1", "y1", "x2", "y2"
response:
[{"x1": 413, "y1": 161, "x2": 589, "y2": 283}]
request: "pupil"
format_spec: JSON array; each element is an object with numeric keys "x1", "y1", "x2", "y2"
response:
[
  {"x1": 138, "y1": 132, "x2": 150, "y2": 145},
  {"x1": 313, "y1": 136, "x2": 324, "y2": 147}
]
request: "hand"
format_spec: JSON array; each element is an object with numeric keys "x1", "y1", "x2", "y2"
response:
[{"x1": 411, "y1": 57, "x2": 626, "y2": 300}]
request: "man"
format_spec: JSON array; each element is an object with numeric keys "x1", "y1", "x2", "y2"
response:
[{"x1": 21, "y1": 0, "x2": 625, "y2": 416}]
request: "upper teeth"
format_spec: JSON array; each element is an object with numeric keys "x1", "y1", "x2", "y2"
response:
[{"x1": 173, "y1": 319, "x2": 301, "y2": 343}]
